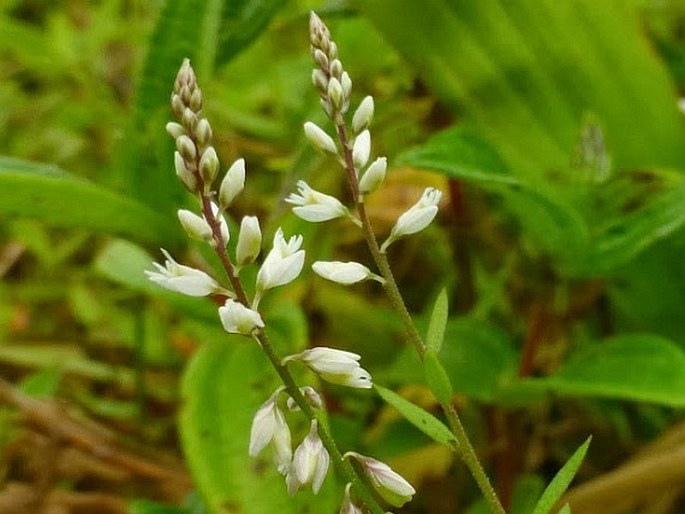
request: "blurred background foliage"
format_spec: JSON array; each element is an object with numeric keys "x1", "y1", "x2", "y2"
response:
[{"x1": 1, "y1": 0, "x2": 685, "y2": 513}]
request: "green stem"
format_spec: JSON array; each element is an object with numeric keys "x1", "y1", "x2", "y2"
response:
[{"x1": 336, "y1": 122, "x2": 506, "y2": 514}]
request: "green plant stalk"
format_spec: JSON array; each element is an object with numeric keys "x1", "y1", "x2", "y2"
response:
[
  {"x1": 198, "y1": 188, "x2": 386, "y2": 514},
  {"x1": 336, "y1": 122, "x2": 506, "y2": 514}
]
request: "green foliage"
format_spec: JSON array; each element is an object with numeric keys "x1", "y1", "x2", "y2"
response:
[{"x1": 426, "y1": 288, "x2": 449, "y2": 352}]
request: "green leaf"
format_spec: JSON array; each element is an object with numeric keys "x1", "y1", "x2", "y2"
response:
[
  {"x1": 0, "y1": 157, "x2": 178, "y2": 244},
  {"x1": 180, "y1": 341, "x2": 335, "y2": 514},
  {"x1": 426, "y1": 288, "x2": 449, "y2": 352},
  {"x1": 538, "y1": 334, "x2": 685, "y2": 407},
  {"x1": 423, "y1": 350, "x2": 453, "y2": 405},
  {"x1": 396, "y1": 128, "x2": 518, "y2": 187},
  {"x1": 509, "y1": 475, "x2": 546, "y2": 514},
  {"x1": 374, "y1": 384, "x2": 457, "y2": 449},
  {"x1": 531, "y1": 437, "x2": 591, "y2": 514}
]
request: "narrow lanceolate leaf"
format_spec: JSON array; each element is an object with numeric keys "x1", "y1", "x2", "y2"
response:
[
  {"x1": 0, "y1": 157, "x2": 178, "y2": 245},
  {"x1": 423, "y1": 350, "x2": 453, "y2": 405},
  {"x1": 374, "y1": 384, "x2": 457, "y2": 449},
  {"x1": 531, "y1": 437, "x2": 591, "y2": 514},
  {"x1": 426, "y1": 288, "x2": 449, "y2": 352}
]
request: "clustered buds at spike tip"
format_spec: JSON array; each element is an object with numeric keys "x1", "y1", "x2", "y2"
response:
[
  {"x1": 236, "y1": 216, "x2": 262, "y2": 267},
  {"x1": 218, "y1": 299, "x2": 264, "y2": 336},
  {"x1": 145, "y1": 249, "x2": 221, "y2": 297},
  {"x1": 304, "y1": 122, "x2": 338, "y2": 155},
  {"x1": 381, "y1": 187, "x2": 443, "y2": 252},
  {"x1": 286, "y1": 180, "x2": 350, "y2": 222},
  {"x1": 283, "y1": 347, "x2": 373, "y2": 389},
  {"x1": 312, "y1": 261, "x2": 382, "y2": 285},
  {"x1": 344, "y1": 452, "x2": 415, "y2": 508},
  {"x1": 249, "y1": 388, "x2": 292, "y2": 475},
  {"x1": 287, "y1": 420, "x2": 330, "y2": 495},
  {"x1": 255, "y1": 228, "x2": 305, "y2": 294}
]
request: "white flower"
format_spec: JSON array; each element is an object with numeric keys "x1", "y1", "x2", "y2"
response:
[
  {"x1": 286, "y1": 181, "x2": 349, "y2": 222},
  {"x1": 381, "y1": 187, "x2": 442, "y2": 252},
  {"x1": 344, "y1": 452, "x2": 415, "y2": 508},
  {"x1": 174, "y1": 151, "x2": 197, "y2": 192},
  {"x1": 177, "y1": 209, "x2": 213, "y2": 242},
  {"x1": 236, "y1": 216, "x2": 262, "y2": 266},
  {"x1": 359, "y1": 157, "x2": 386, "y2": 195},
  {"x1": 328, "y1": 77, "x2": 344, "y2": 110},
  {"x1": 218, "y1": 299, "x2": 264, "y2": 336},
  {"x1": 145, "y1": 249, "x2": 220, "y2": 297},
  {"x1": 304, "y1": 121, "x2": 338, "y2": 155},
  {"x1": 199, "y1": 146, "x2": 219, "y2": 185},
  {"x1": 339, "y1": 483, "x2": 363, "y2": 514},
  {"x1": 352, "y1": 96, "x2": 374, "y2": 134},
  {"x1": 286, "y1": 420, "x2": 329, "y2": 495},
  {"x1": 219, "y1": 158, "x2": 246, "y2": 208},
  {"x1": 249, "y1": 389, "x2": 292, "y2": 475},
  {"x1": 312, "y1": 261, "x2": 377, "y2": 285},
  {"x1": 283, "y1": 347, "x2": 373, "y2": 389},
  {"x1": 255, "y1": 228, "x2": 305, "y2": 293},
  {"x1": 352, "y1": 129, "x2": 371, "y2": 169}
]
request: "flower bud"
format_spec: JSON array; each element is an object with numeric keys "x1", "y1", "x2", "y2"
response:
[
  {"x1": 344, "y1": 452, "x2": 415, "y2": 508},
  {"x1": 352, "y1": 96, "x2": 374, "y2": 134},
  {"x1": 249, "y1": 389, "x2": 292, "y2": 475},
  {"x1": 218, "y1": 299, "x2": 265, "y2": 336},
  {"x1": 312, "y1": 69, "x2": 328, "y2": 93},
  {"x1": 219, "y1": 158, "x2": 246, "y2": 208},
  {"x1": 304, "y1": 122, "x2": 338, "y2": 155},
  {"x1": 352, "y1": 130, "x2": 371, "y2": 169},
  {"x1": 282, "y1": 347, "x2": 373, "y2": 389},
  {"x1": 199, "y1": 146, "x2": 220, "y2": 187},
  {"x1": 312, "y1": 261, "x2": 374, "y2": 285},
  {"x1": 328, "y1": 77, "x2": 344, "y2": 111},
  {"x1": 329, "y1": 58, "x2": 343, "y2": 79},
  {"x1": 286, "y1": 420, "x2": 329, "y2": 495},
  {"x1": 176, "y1": 135, "x2": 196, "y2": 162},
  {"x1": 174, "y1": 151, "x2": 198, "y2": 192},
  {"x1": 195, "y1": 118, "x2": 213, "y2": 148},
  {"x1": 166, "y1": 122, "x2": 185, "y2": 139},
  {"x1": 339, "y1": 483, "x2": 363, "y2": 514},
  {"x1": 177, "y1": 209, "x2": 213, "y2": 242},
  {"x1": 182, "y1": 107, "x2": 198, "y2": 132},
  {"x1": 313, "y1": 49, "x2": 329, "y2": 71},
  {"x1": 190, "y1": 87, "x2": 203, "y2": 112},
  {"x1": 286, "y1": 386, "x2": 323, "y2": 412},
  {"x1": 359, "y1": 156, "x2": 386, "y2": 195},
  {"x1": 236, "y1": 216, "x2": 262, "y2": 266}
]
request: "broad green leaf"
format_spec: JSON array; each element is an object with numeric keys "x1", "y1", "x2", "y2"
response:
[
  {"x1": 426, "y1": 288, "x2": 449, "y2": 352},
  {"x1": 423, "y1": 350, "x2": 453, "y2": 405},
  {"x1": 531, "y1": 437, "x2": 591, "y2": 514},
  {"x1": 374, "y1": 384, "x2": 457, "y2": 449},
  {"x1": 180, "y1": 341, "x2": 336, "y2": 514},
  {"x1": 539, "y1": 334, "x2": 685, "y2": 406},
  {"x1": 0, "y1": 157, "x2": 177, "y2": 244}
]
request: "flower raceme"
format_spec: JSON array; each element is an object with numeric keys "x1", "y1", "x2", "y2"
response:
[
  {"x1": 283, "y1": 347, "x2": 373, "y2": 389},
  {"x1": 145, "y1": 249, "x2": 221, "y2": 297}
]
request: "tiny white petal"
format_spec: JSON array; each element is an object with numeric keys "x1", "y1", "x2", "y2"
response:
[
  {"x1": 145, "y1": 249, "x2": 219, "y2": 297},
  {"x1": 382, "y1": 188, "x2": 442, "y2": 251},
  {"x1": 286, "y1": 181, "x2": 348, "y2": 222},
  {"x1": 312, "y1": 261, "x2": 373, "y2": 285},
  {"x1": 352, "y1": 130, "x2": 371, "y2": 169},
  {"x1": 218, "y1": 299, "x2": 264, "y2": 335},
  {"x1": 256, "y1": 228, "x2": 306, "y2": 292}
]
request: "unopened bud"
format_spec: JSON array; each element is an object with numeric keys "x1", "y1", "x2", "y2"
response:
[
  {"x1": 304, "y1": 122, "x2": 337, "y2": 155},
  {"x1": 329, "y1": 59, "x2": 343, "y2": 79},
  {"x1": 174, "y1": 151, "x2": 198, "y2": 192},
  {"x1": 171, "y1": 94, "x2": 184, "y2": 118},
  {"x1": 236, "y1": 216, "x2": 262, "y2": 267},
  {"x1": 340, "y1": 72, "x2": 352, "y2": 103},
  {"x1": 199, "y1": 147, "x2": 220, "y2": 186},
  {"x1": 176, "y1": 135, "x2": 196, "y2": 162},
  {"x1": 328, "y1": 41, "x2": 338, "y2": 60},
  {"x1": 190, "y1": 87, "x2": 202, "y2": 112},
  {"x1": 313, "y1": 49, "x2": 329, "y2": 71},
  {"x1": 182, "y1": 107, "x2": 198, "y2": 132},
  {"x1": 195, "y1": 118, "x2": 212, "y2": 148},
  {"x1": 328, "y1": 78, "x2": 343, "y2": 110},
  {"x1": 352, "y1": 130, "x2": 371, "y2": 169},
  {"x1": 178, "y1": 209, "x2": 213, "y2": 242},
  {"x1": 352, "y1": 96, "x2": 374, "y2": 134},
  {"x1": 312, "y1": 69, "x2": 328, "y2": 93},
  {"x1": 219, "y1": 158, "x2": 246, "y2": 208},
  {"x1": 166, "y1": 122, "x2": 185, "y2": 139},
  {"x1": 359, "y1": 157, "x2": 386, "y2": 195}
]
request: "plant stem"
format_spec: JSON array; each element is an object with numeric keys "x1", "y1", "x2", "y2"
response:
[
  {"x1": 336, "y1": 122, "x2": 506, "y2": 514},
  {"x1": 199, "y1": 191, "x2": 386, "y2": 514}
]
